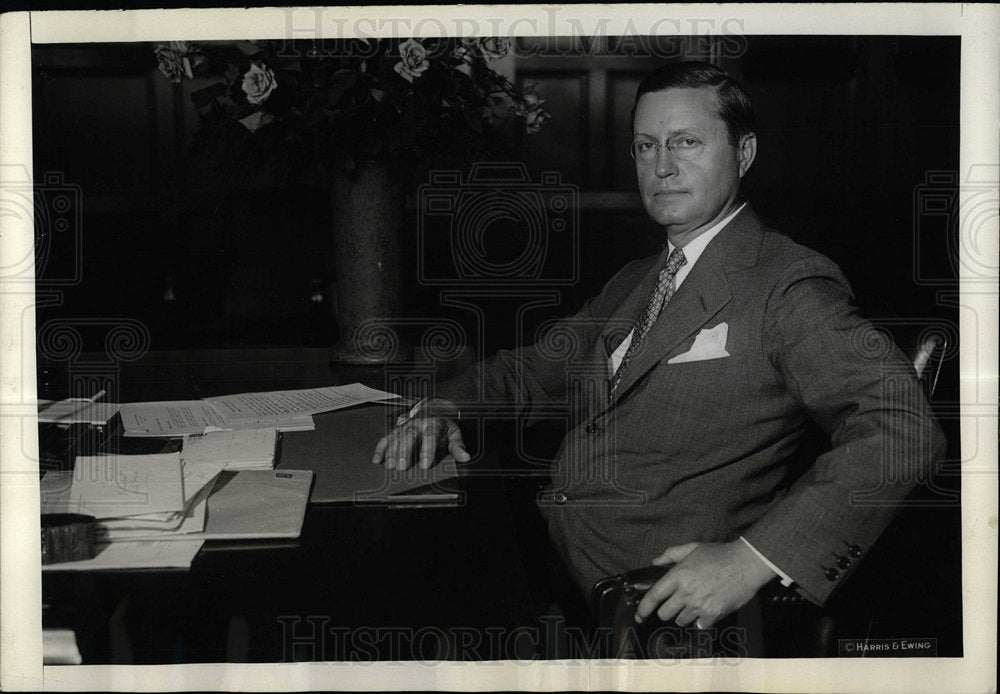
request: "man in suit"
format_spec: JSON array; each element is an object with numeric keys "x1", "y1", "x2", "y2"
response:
[{"x1": 372, "y1": 62, "x2": 945, "y2": 631}]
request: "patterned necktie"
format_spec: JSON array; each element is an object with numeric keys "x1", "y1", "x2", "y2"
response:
[{"x1": 609, "y1": 247, "x2": 687, "y2": 395}]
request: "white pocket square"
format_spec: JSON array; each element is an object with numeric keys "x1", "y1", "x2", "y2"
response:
[{"x1": 667, "y1": 322, "x2": 730, "y2": 364}]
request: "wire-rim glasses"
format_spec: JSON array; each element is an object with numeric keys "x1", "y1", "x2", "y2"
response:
[{"x1": 630, "y1": 135, "x2": 705, "y2": 164}]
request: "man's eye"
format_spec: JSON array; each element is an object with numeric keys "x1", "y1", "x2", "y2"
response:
[
  {"x1": 636, "y1": 141, "x2": 656, "y2": 152},
  {"x1": 674, "y1": 137, "x2": 700, "y2": 149}
]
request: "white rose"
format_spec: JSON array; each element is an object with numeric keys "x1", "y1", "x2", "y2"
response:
[
  {"x1": 154, "y1": 44, "x2": 192, "y2": 83},
  {"x1": 478, "y1": 37, "x2": 511, "y2": 61},
  {"x1": 241, "y1": 63, "x2": 278, "y2": 105},
  {"x1": 394, "y1": 38, "x2": 430, "y2": 83}
]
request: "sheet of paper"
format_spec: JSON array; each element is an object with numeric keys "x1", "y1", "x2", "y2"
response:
[
  {"x1": 119, "y1": 400, "x2": 231, "y2": 437},
  {"x1": 97, "y1": 460, "x2": 224, "y2": 533},
  {"x1": 40, "y1": 453, "x2": 185, "y2": 519},
  {"x1": 41, "y1": 539, "x2": 204, "y2": 571},
  {"x1": 102, "y1": 471, "x2": 214, "y2": 541},
  {"x1": 38, "y1": 399, "x2": 121, "y2": 425},
  {"x1": 180, "y1": 461, "x2": 227, "y2": 501},
  {"x1": 205, "y1": 383, "x2": 399, "y2": 425},
  {"x1": 181, "y1": 427, "x2": 277, "y2": 468}
]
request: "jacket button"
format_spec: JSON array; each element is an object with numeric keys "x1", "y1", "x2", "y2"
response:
[
  {"x1": 825, "y1": 568, "x2": 840, "y2": 581},
  {"x1": 836, "y1": 556, "x2": 851, "y2": 570},
  {"x1": 585, "y1": 421, "x2": 599, "y2": 433},
  {"x1": 552, "y1": 493, "x2": 568, "y2": 504},
  {"x1": 847, "y1": 544, "x2": 862, "y2": 558}
]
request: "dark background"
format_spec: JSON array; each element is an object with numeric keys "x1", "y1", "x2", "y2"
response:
[
  {"x1": 32, "y1": 34, "x2": 964, "y2": 655},
  {"x1": 32, "y1": 35, "x2": 960, "y2": 351}
]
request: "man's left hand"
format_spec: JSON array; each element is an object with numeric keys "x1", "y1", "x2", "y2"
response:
[{"x1": 635, "y1": 540, "x2": 777, "y2": 628}]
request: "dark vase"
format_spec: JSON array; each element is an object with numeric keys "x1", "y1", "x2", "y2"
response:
[{"x1": 328, "y1": 159, "x2": 412, "y2": 365}]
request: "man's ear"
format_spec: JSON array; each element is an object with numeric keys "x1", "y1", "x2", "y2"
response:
[{"x1": 737, "y1": 133, "x2": 757, "y2": 178}]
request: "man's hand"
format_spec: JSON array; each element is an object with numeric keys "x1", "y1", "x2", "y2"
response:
[
  {"x1": 371, "y1": 404, "x2": 470, "y2": 471},
  {"x1": 635, "y1": 540, "x2": 777, "y2": 628}
]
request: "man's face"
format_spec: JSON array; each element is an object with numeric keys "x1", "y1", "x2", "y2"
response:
[{"x1": 633, "y1": 87, "x2": 755, "y2": 242}]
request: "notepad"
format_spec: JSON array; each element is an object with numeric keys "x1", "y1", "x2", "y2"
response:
[
  {"x1": 193, "y1": 469, "x2": 313, "y2": 539},
  {"x1": 181, "y1": 427, "x2": 278, "y2": 469}
]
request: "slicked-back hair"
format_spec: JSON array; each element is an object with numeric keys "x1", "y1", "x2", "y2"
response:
[{"x1": 632, "y1": 61, "x2": 756, "y2": 144}]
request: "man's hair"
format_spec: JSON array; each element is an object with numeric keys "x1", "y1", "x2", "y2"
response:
[{"x1": 632, "y1": 61, "x2": 756, "y2": 144}]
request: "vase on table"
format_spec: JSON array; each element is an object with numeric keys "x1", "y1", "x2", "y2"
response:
[{"x1": 328, "y1": 158, "x2": 412, "y2": 365}]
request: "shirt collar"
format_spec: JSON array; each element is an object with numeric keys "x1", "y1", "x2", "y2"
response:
[{"x1": 666, "y1": 202, "x2": 747, "y2": 267}]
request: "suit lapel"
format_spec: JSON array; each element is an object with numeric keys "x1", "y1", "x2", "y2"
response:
[
  {"x1": 596, "y1": 247, "x2": 671, "y2": 358},
  {"x1": 605, "y1": 206, "x2": 765, "y2": 407}
]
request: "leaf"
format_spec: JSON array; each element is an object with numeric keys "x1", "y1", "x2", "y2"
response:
[
  {"x1": 463, "y1": 108, "x2": 484, "y2": 134},
  {"x1": 236, "y1": 41, "x2": 260, "y2": 56},
  {"x1": 190, "y1": 82, "x2": 227, "y2": 109}
]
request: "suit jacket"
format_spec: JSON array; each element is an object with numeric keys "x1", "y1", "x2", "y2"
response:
[{"x1": 437, "y1": 206, "x2": 946, "y2": 605}]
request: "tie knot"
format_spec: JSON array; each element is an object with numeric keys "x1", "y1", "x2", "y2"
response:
[{"x1": 663, "y1": 247, "x2": 687, "y2": 277}]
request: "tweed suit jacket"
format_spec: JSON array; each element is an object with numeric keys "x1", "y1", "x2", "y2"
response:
[{"x1": 437, "y1": 206, "x2": 946, "y2": 605}]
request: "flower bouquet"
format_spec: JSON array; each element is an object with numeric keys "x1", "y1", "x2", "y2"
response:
[{"x1": 154, "y1": 37, "x2": 549, "y2": 182}]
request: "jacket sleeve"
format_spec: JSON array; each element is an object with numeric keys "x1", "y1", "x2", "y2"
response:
[
  {"x1": 742, "y1": 255, "x2": 947, "y2": 605},
  {"x1": 436, "y1": 259, "x2": 647, "y2": 419}
]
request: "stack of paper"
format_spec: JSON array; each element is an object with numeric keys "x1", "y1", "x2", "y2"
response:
[
  {"x1": 40, "y1": 453, "x2": 188, "y2": 520},
  {"x1": 94, "y1": 469, "x2": 314, "y2": 542},
  {"x1": 40, "y1": 453, "x2": 217, "y2": 570},
  {"x1": 118, "y1": 383, "x2": 399, "y2": 437},
  {"x1": 118, "y1": 400, "x2": 311, "y2": 437},
  {"x1": 99, "y1": 461, "x2": 226, "y2": 541},
  {"x1": 180, "y1": 428, "x2": 278, "y2": 470}
]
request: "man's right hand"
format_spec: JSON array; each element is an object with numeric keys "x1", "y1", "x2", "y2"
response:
[{"x1": 371, "y1": 401, "x2": 470, "y2": 471}]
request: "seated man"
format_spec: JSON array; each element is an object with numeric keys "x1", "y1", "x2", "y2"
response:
[{"x1": 372, "y1": 61, "x2": 945, "y2": 634}]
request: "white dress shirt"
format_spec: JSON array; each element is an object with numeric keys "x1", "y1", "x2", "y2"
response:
[{"x1": 608, "y1": 202, "x2": 746, "y2": 376}]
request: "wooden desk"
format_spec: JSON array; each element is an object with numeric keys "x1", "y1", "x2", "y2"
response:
[{"x1": 40, "y1": 348, "x2": 558, "y2": 663}]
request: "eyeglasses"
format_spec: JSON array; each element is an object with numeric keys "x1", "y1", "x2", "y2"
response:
[{"x1": 630, "y1": 135, "x2": 705, "y2": 164}]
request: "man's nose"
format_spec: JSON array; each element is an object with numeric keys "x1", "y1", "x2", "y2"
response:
[{"x1": 654, "y1": 146, "x2": 679, "y2": 177}]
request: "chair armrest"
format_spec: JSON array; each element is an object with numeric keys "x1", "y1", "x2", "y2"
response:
[{"x1": 590, "y1": 564, "x2": 829, "y2": 657}]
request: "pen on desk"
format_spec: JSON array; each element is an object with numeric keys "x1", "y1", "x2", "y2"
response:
[{"x1": 87, "y1": 389, "x2": 106, "y2": 403}]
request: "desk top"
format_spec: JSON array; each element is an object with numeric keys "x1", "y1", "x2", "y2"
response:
[{"x1": 39, "y1": 348, "x2": 553, "y2": 663}]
